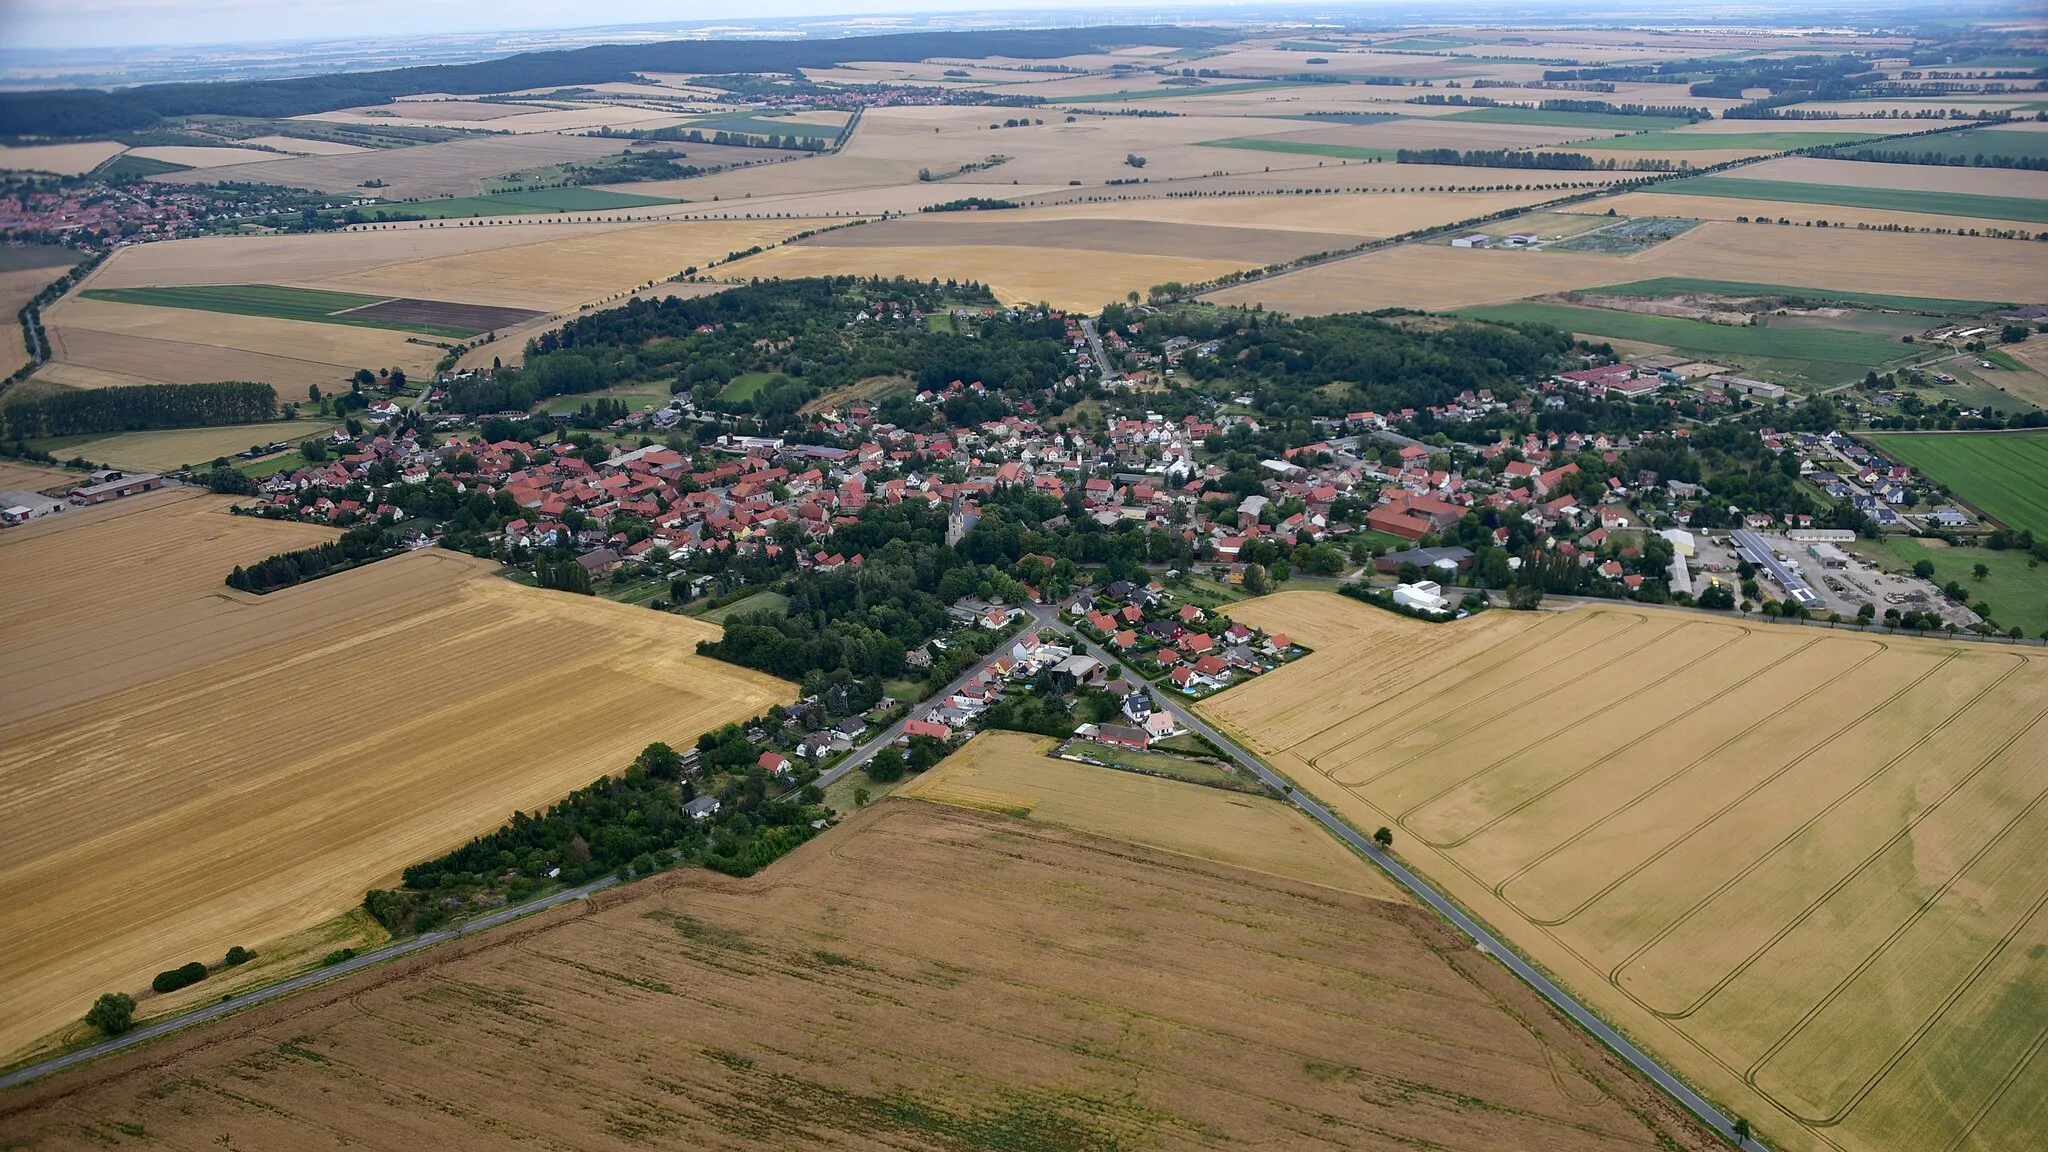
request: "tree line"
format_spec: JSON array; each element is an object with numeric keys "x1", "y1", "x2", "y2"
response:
[
  {"x1": 0, "y1": 380, "x2": 275, "y2": 439},
  {"x1": 225, "y1": 522, "x2": 394, "y2": 594}
]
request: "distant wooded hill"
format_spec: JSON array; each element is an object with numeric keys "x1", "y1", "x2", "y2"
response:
[{"x1": 2, "y1": 27, "x2": 1229, "y2": 140}]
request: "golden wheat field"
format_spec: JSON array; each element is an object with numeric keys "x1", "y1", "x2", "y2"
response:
[
  {"x1": 0, "y1": 800, "x2": 1722, "y2": 1152},
  {"x1": 1213, "y1": 221, "x2": 2048, "y2": 315},
  {"x1": 740, "y1": 242, "x2": 1248, "y2": 310},
  {"x1": 1566, "y1": 192, "x2": 2048, "y2": 237},
  {"x1": 903, "y1": 730, "x2": 1405, "y2": 901},
  {"x1": 1199, "y1": 591, "x2": 2048, "y2": 1152},
  {"x1": 0, "y1": 492, "x2": 789, "y2": 1062}
]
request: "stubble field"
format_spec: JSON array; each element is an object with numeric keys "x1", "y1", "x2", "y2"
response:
[
  {"x1": 0, "y1": 799, "x2": 1721, "y2": 1152},
  {"x1": 902, "y1": 729, "x2": 1406, "y2": 901},
  {"x1": 0, "y1": 491, "x2": 789, "y2": 1061},
  {"x1": 1213, "y1": 222, "x2": 2048, "y2": 315},
  {"x1": 1200, "y1": 591, "x2": 2048, "y2": 1152}
]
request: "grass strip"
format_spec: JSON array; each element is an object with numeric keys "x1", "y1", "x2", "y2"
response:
[
  {"x1": 1642, "y1": 176, "x2": 2048, "y2": 223},
  {"x1": 1586, "y1": 277, "x2": 2011, "y2": 316}
]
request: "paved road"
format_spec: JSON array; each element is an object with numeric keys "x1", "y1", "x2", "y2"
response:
[
  {"x1": 0, "y1": 877, "x2": 617, "y2": 1092},
  {"x1": 1063, "y1": 628, "x2": 1769, "y2": 1152},
  {"x1": 1078, "y1": 317, "x2": 1118, "y2": 381},
  {"x1": 813, "y1": 603, "x2": 1059, "y2": 791}
]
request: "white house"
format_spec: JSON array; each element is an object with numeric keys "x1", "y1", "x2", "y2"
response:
[
  {"x1": 1394, "y1": 580, "x2": 1451, "y2": 614},
  {"x1": 1450, "y1": 233, "x2": 1490, "y2": 248}
]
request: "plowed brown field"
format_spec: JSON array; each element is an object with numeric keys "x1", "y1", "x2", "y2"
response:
[
  {"x1": 0, "y1": 801, "x2": 1720, "y2": 1152},
  {"x1": 0, "y1": 491, "x2": 789, "y2": 1061},
  {"x1": 1200, "y1": 591, "x2": 2048, "y2": 1152}
]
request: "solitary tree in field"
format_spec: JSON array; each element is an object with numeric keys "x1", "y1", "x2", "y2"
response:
[
  {"x1": 1373, "y1": 827, "x2": 1394, "y2": 850},
  {"x1": 86, "y1": 992, "x2": 134, "y2": 1035},
  {"x1": 1732, "y1": 1117, "x2": 1752, "y2": 1143},
  {"x1": 1974, "y1": 562, "x2": 1990, "y2": 581},
  {"x1": 853, "y1": 787, "x2": 871, "y2": 808}
]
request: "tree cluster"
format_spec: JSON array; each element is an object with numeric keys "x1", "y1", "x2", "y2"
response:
[{"x1": 1, "y1": 380, "x2": 274, "y2": 439}]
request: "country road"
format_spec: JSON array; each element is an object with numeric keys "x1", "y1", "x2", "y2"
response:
[{"x1": 1061, "y1": 626, "x2": 1771, "y2": 1152}]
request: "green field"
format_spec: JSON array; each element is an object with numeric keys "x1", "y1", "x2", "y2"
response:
[
  {"x1": 687, "y1": 112, "x2": 846, "y2": 140},
  {"x1": 718, "y1": 371, "x2": 775, "y2": 403},
  {"x1": 1372, "y1": 35, "x2": 1481, "y2": 50},
  {"x1": 1579, "y1": 129, "x2": 1887, "y2": 152},
  {"x1": 542, "y1": 382, "x2": 676, "y2": 415},
  {"x1": 1588, "y1": 277, "x2": 2011, "y2": 316},
  {"x1": 94, "y1": 153, "x2": 192, "y2": 178},
  {"x1": 1457, "y1": 301, "x2": 1915, "y2": 383},
  {"x1": 1644, "y1": 175, "x2": 2048, "y2": 223},
  {"x1": 366, "y1": 187, "x2": 677, "y2": 220},
  {"x1": 1196, "y1": 136, "x2": 1397, "y2": 161},
  {"x1": 1848, "y1": 536, "x2": 2048, "y2": 636},
  {"x1": 1442, "y1": 107, "x2": 1696, "y2": 132},
  {"x1": 1830, "y1": 127, "x2": 2048, "y2": 165},
  {"x1": 80, "y1": 284, "x2": 474, "y2": 338},
  {"x1": 1861, "y1": 431, "x2": 2048, "y2": 537},
  {"x1": 697, "y1": 588, "x2": 790, "y2": 624}
]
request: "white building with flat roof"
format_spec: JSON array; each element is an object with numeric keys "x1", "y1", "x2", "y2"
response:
[{"x1": 1394, "y1": 580, "x2": 1450, "y2": 614}]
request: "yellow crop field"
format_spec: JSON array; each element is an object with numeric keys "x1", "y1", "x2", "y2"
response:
[
  {"x1": 0, "y1": 492, "x2": 790, "y2": 1061},
  {"x1": 1213, "y1": 220, "x2": 2048, "y2": 315},
  {"x1": 904, "y1": 730, "x2": 1405, "y2": 901},
  {"x1": 0, "y1": 800, "x2": 1723, "y2": 1152},
  {"x1": 1208, "y1": 242, "x2": 1637, "y2": 312},
  {"x1": 0, "y1": 141, "x2": 125, "y2": 175},
  {"x1": 1007, "y1": 189, "x2": 1581, "y2": 236},
  {"x1": 1730, "y1": 155, "x2": 2048, "y2": 198},
  {"x1": 40, "y1": 295, "x2": 438, "y2": 400},
  {"x1": 52, "y1": 419, "x2": 342, "y2": 472},
  {"x1": 0, "y1": 267, "x2": 67, "y2": 376},
  {"x1": 738, "y1": 241, "x2": 1247, "y2": 310},
  {"x1": 125, "y1": 145, "x2": 278, "y2": 168},
  {"x1": 1567, "y1": 191, "x2": 2048, "y2": 235},
  {"x1": 319, "y1": 218, "x2": 829, "y2": 310},
  {"x1": 1200, "y1": 591, "x2": 2048, "y2": 1152}
]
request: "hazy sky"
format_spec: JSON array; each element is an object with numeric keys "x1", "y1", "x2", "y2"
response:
[{"x1": 4, "y1": 0, "x2": 1199, "y2": 50}]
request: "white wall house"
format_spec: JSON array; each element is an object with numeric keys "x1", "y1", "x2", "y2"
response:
[{"x1": 1394, "y1": 580, "x2": 1451, "y2": 614}]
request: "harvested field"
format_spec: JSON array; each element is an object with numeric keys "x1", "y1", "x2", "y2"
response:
[
  {"x1": 319, "y1": 218, "x2": 827, "y2": 311},
  {"x1": 31, "y1": 329, "x2": 378, "y2": 401},
  {"x1": 1646, "y1": 175, "x2": 2048, "y2": 225},
  {"x1": 1007, "y1": 189, "x2": 1568, "y2": 235},
  {"x1": 0, "y1": 460, "x2": 74, "y2": 494},
  {"x1": 0, "y1": 265, "x2": 73, "y2": 376},
  {"x1": 40, "y1": 296, "x2": 440, "y2": 400},
  {"x1": 84, "y1": 221, "x2": 642, "y2": 290},
  {"x1": 78, "y1": 284, "x2": 530, "y2": 338},
  {"x1": 149, "y1": 134, "x2": 640, "y2": 199},
  {"x1": 239, "y1": 134, "x2": 369, "y2": 155},
  {"x1": 1214, "y1": 221, "x2": 2048, "y2": 315},
  {"x1": 1728, "y1": 155, "x2": 2048, "y2": 199},
  {"x1": 0, "y1": 492, "x2": 790, "y2": 1061},
  {"x1": 0, "y1": 142, "x2": 125, "y2": 175},
  {"x1": 0, "y1": 800, "x2": 1722, "y2": 1152},
  {"x1": 738, "y1": 242, "x2": 1248, "y2": 311},
  {"x1": 903, "y1": 730, "x2": 1405, "y2": 901},
  {"x1": 799, "y1": 215, "x2": 1362, "y2": 262},
  {"x1": 49, "y1": 420, "x2": 342, "y2": 473},
  {"x1": 335, "y1": 296, "x2": 540, "y2": 331},
  {"x1": 1566, "y1": 191, "x2": 2048, "y2": 235},
  {"x1": 1208, "y1": 243, "x2": 1635, "y2": 312},
  {"x1": 1200, "y1": 591, "x2": 2048, "y2": 1152},
  {"x1": 125, "y1": 145, "x2": 278, "y2": 168}
]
